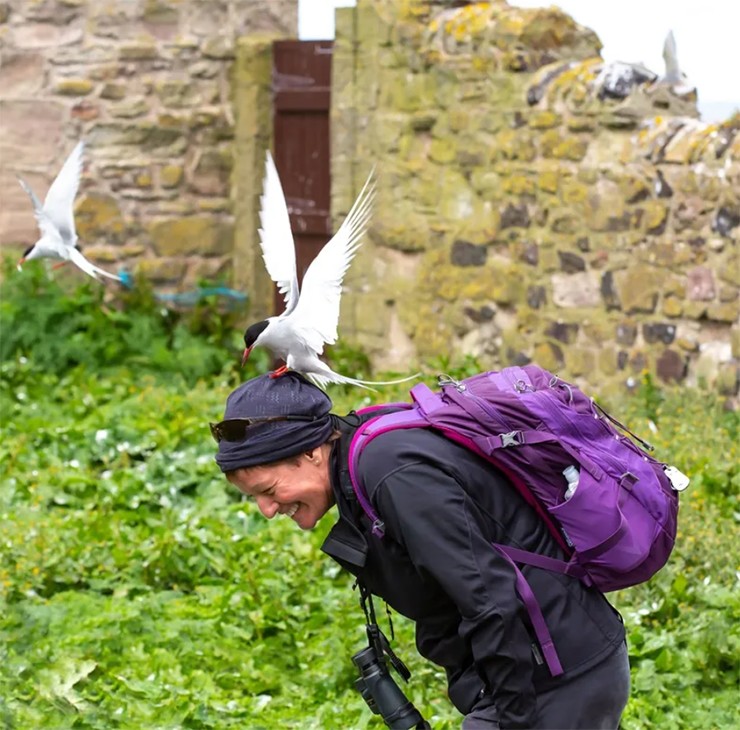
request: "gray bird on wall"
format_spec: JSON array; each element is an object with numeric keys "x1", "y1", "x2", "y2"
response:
[{"x1": 662, "y1": 30, "x2": 683, "y2": 84}]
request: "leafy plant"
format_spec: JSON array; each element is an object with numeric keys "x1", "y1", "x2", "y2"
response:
[
  {"x1": 0, "y1": 276, "x2": 738, "y2": 729},
  {"x1": 0, "y1": 258, "x2": 262, "y2": 385}
]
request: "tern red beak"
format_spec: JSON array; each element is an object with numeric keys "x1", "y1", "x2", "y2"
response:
[
  {"x1": 241, "y1": 346, "x2": 252, "y2": 368},
  {"x1": 17, "y1": 257, "x2": 26, "y2": 271}
]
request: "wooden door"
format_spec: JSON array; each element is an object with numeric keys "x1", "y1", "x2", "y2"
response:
[{"x1": 272, "y1": 40, "x2": 333, "y2": 314}]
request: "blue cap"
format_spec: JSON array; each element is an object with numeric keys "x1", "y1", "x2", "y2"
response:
[{"x1": 214, "y1": 372, "x2": 334, "y2": 472}]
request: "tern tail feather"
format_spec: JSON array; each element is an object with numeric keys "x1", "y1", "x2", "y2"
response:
[{"x1": 304, "y1": 369, "x2": 421, "y2": 392}]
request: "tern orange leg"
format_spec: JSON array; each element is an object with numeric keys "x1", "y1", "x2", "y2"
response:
[
  {"x1": 52, "y1": 261, "x2": 69, "y2": 270},
  {"x1": 269, "y1": 365, "x2": 290, "y2": 379}
]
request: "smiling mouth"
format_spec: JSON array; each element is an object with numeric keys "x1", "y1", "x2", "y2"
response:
[{"x1": 285, "y1": 504, "x2": 299, "y2": 518}]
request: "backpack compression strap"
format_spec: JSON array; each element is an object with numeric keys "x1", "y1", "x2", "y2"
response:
[{"x1": 348, "y1": 408, "x2": 429, "y2": 538}]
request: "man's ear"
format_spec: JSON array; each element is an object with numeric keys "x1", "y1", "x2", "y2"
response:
[{"x1": 303, "y1": 449, "x2": 320, "y2": 465}]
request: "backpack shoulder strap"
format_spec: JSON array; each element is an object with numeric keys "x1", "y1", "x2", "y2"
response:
[{"x1": 348, "y1": 406, "x2": 430, "y2": 538}]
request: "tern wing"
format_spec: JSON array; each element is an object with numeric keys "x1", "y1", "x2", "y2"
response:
[
  {"x1": 68, "y1": 247, "x2": 122, "y2": 283},
  {"x1": 18, "y1": 176, "x2": 63, "y2": 244},
  {"x1": 288, "y1": 168, "x2": 375, "y2": 356},
  {"x1": 258, "y1": 151, "x2": 300, "y2": 315},
  {"x1": 44, "y1": 140, "x2": 84, "y2": 244}
]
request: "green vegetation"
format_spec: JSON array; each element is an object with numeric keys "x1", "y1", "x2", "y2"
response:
[{"x1": 1, "y1": 266, "x2": 738, "y2": 729}]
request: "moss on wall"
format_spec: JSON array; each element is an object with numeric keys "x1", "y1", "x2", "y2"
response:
[{"x1": 334, "y1": 0, "x2": 739, "y2": 395}]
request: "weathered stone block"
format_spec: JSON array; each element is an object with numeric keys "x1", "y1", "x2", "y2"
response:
[
  {"x1": 533, "y1": 341, "x2": 565, "y2": 371},
  {"x1": 190, "y1": 148, "x2": 233, "y2": 196},
  {"x1": 656, "y1": 349, "x2": 687, "y2": 383},
  {"x1": 451, "y1": 240, "x2": 487, "y2": 267},
  {"x1": 75, "y1": 193, "x2": 127, "y2": 243},
  {"x1": 500, "y1": 202, "x2": 530, "y2": 228},
  {"x1": 12, "y1": 22, "x2": 83, "y2": 49},
  {"x1": 0, "y1": 53, "x2": 45, "y2": 96},
  {"x1": 71, "y1": 101, "x2": 100, "y2": 121},
  {"x1": 148, "y1": 216, "x2": 233, "y2": 257},
  {"x1": 527, "y1": 285, "x2": 546, "y2": 309},
  {"x1": 135, "y1": 171, "x2": 153, "y2": 188},
  {"x1": 528, "y1": 110, "x2": 561, "y2": 129},
  {"x1": 110, "y1": 100, "x2": 149, "y2": 118},
  {"x1": 540, "y1": 129, "x2": 587, "y2": 161},
  {"x1": 55, "y1": 78, "x2": 94, "y2": 96},
  {"x1": 565, "y1": 346, "x2": 596, "y2": 377},
  {"x1": 598, "y1": 346, "x2": 618, "y2": 376},
  {"x1": 429, "y1": 137, "x2": 457, "y2": 163},
  {"x1": 716, "y1": 362, "x2": 739, "y2": 395},
  {"x1": 135, "y1": 257, "x2": 187, "y2": 283},
  {"x1": 202, "y1": 36, "x2": 235, "y2": 60},
  {"x1": 537, "y1": 168, "x2": 559, "y2": 194},
  {"x1": 615, "y1": 322, "x2": 637, "y2": 346},
  {"x1": 0, "y1": 100, "x2": 65, "y2": 165},
  {"x1": 711, "y1": 206, "x2": 740, "y2": 238},
  {"x1": 551, "y1": 272, "x2": 600, "y2": 308},
  {"x1": 119, "y1": 43, "x2": 159, "y2": 61},
  {"x1": 643, "y1": 323, "x2": 676, "y2": 345},
  {"x1": 662, "y1": 296, "x2": 684, "y2": 317},
  {"x1": 613, "y1": 268, "x2": 665, "y2": 314},
  {"x1": 557, "y1": 251, "x2": 585, "y2": 273},
  {"x1": 160, "y1": 164, "x2": 183, "y2": 188},
  {"x1": 707, "y1": 302, "x2": 739, "y2": 323},
  {"x1": 686, "y1": 266, "x2": 716, "y2": 301},
  {"x1": 502, "y1": 174, "x2": 536, "y2": 197},
  {"x1": 80, "y1": 245, "x2": 121, "y2": 264},
  {"x1": 641, "y1": 199, "x2": 668, "y2": 233},
  {"x1": 544, "y1": 320, "x2": 578, "y2": 344}
]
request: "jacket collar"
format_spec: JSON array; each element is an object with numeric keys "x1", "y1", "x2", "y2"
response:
[{"x1": 321, "y1": 412, "x2": 370, "y2": 569}]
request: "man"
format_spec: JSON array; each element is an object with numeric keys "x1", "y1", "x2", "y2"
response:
[{"x1": 212, "y1": 372, "x2": 631, "y2": 729}]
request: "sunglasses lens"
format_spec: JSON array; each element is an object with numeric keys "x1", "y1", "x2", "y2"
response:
[
  {"x1": 211, "y1": 415, "x2": 315, "y2": 443},
  {"x1": 220, "y1": 421, "x2": 249, "y2": 442}
]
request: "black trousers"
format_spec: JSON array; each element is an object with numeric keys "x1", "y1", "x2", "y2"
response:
[{"x1": 462, "y1": 642, "x2": 631, "y2": 730}]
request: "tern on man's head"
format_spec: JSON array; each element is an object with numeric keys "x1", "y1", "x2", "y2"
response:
[{"x1": 240, "y1": 151, "x2": 418, "y2": 391}]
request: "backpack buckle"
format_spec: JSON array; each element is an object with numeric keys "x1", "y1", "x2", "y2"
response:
[
  {"x1": 500, "y1": 430, "x2": 524, "y2": 447},
  {"x1": 371, "y1": 519, "x2": 386, "y2": 538}
]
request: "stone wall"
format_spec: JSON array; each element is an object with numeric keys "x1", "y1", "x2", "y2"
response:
[
  {"x1": 0, "y1": 0, "x2": 296, "y2": 289},
  {"x1": 333, "y1": 0, "x2": 739, "y2": 395}
]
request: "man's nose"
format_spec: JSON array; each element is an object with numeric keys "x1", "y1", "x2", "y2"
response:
[{"x1": 255, "y1": 495, "x2": 279, "y2": 519}]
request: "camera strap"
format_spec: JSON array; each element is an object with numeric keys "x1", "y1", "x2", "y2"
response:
[{"x1": 356, "y1": 580, "x2": 412, "y2": 682}]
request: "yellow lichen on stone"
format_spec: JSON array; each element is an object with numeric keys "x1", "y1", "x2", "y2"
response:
[
  {"x1": 55, "y1": 78, "x2": 94, "y2": 96},
  {"x1": 160, "y1": 164, "x2": 183, "y2": 188},
  {"x1": 135, "y1": 171, "x2": 152, "y2": 188},
  {"x1": 443, "y1": 3, "x2": 495, "y2": 43},
  {"x1": 537, "y1": 168, "x2": 559, "y2": 194},
  {"x1": 148, "y1": 216, "x2": 233, "y2": 257},
  {"x1": 75, "y1": 193, "x2": 126, "y2": 241}
]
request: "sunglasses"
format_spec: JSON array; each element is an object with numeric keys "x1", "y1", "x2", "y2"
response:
[{"x1": 209, "y1": 415, "x2": 318, "y2": 443}]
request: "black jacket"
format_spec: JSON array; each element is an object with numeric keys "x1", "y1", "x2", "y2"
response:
[{"x1": 322, "y1": 414, "x2": 625, "y2": 729}]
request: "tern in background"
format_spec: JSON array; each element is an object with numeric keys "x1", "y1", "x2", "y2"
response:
[
  {"x1": 242, "y1": 152, "x2": 417, "y2": 390},
  {"x1": 17, "y1": 141, "x2": 122, "y2": 283}
]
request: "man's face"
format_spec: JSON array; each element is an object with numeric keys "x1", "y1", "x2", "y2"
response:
[{"x1": 228, "y1": 447, "x2": 334, "y2": 530}]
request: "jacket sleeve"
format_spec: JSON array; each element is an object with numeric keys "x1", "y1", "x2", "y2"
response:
[{"x1": 368, "y1": 459, "x2": 537, "y2": 730}]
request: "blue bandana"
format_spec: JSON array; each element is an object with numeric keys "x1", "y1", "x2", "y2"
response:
[{"x1": 214, "y1": 372, "x2": 334, "y2": 472}]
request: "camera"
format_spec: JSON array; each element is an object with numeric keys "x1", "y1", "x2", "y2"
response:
[{"x1": 353, "y1": 642, "x2": 431, "y2": 729}]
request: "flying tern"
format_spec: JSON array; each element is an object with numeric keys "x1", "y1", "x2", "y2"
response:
[
  {"x1": 242, "y1": 151, "x2": 417, "y2": 390},
  {"x1": 17, "y1": 141, "x2": 122, "y2": 283}
]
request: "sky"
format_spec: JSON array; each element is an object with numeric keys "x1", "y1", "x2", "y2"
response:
[{"x1": 298, "y1": 0, "x2": 740, "y2": 122}]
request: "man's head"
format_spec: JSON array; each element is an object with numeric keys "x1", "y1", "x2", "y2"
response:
[{"x1": 213, "y1": 372, "x2": 336, "y2": 529}]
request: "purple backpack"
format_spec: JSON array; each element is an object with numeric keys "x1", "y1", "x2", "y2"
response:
[{"x1": 348, "y1": 365, "x2": 687, "y2": 677}]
